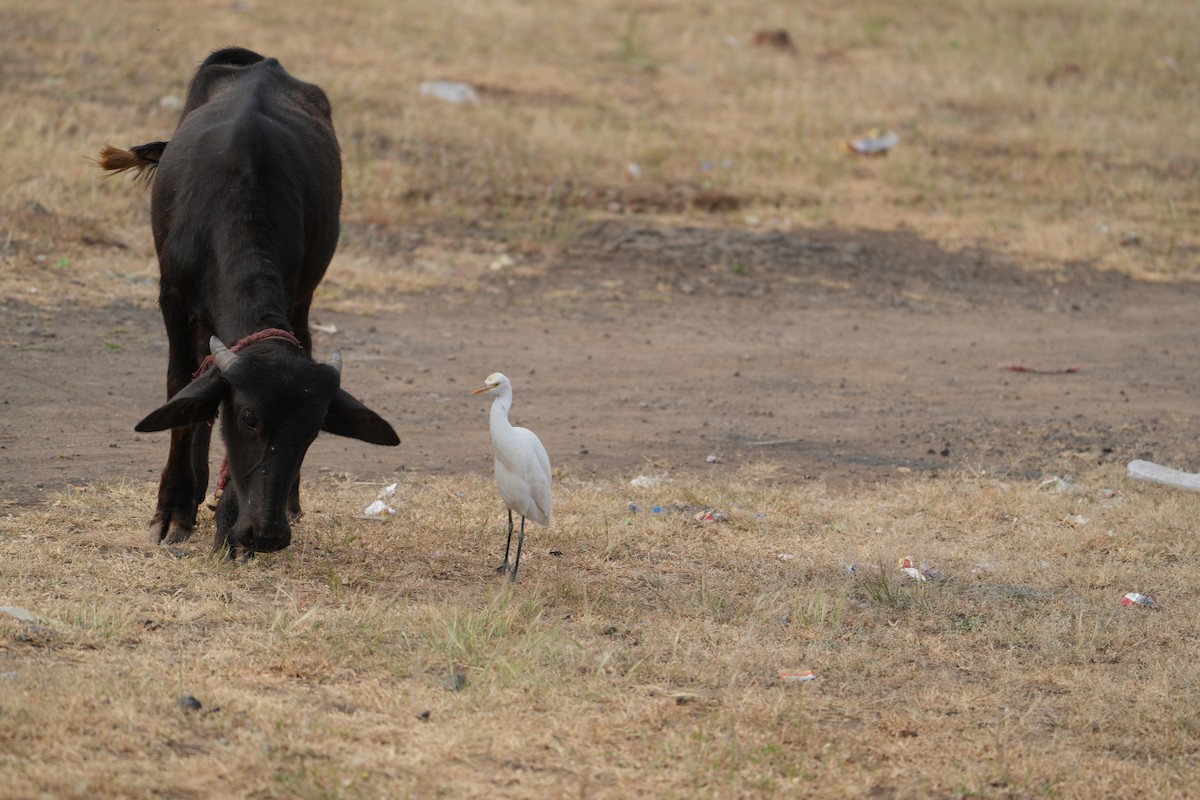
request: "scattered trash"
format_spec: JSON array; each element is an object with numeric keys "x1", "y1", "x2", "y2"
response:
[
  {"x1": 362, "y1": 500, "x2": 394, "y2": 517},
  {"x1": 489, "y1": 254, "x2": 515, "y2": 272},
  {"x1": 628, "y1": 503, "x2": 639, "y2": 513},
  {"x1": 998, "y1": 363, "x2": 1081, "y2": 375},
  {"x1": 1039, "y1": 474, "x2": 1082, "y2": 493},
  {"x1": 159, "y1": 95, "x2": 183, "y2": 111},
  {"x1": 651, "y1": 505, "x2": 664, "y2": 514},
  {"x1": 418, "y1": 80, "x2": 480, "y2": 105},
  {"x1": 310, "y1": 321, "x2": 338, "y2": 334},
  {"x1": 1127, "y1": 460, "x2": 1200, "y2": 493},
  {"x1": 898, "y1": 557, "x2": 928, "y2": 582},
  {"x1": 629, "y1": 474, "x2": 664, "y2": 489},
  {"x1": 705, "y1": 453, "x2": 719, "y2": 464},
  {"x1": 1062, "y1": 513, "x2": 1088, "y2": 526},
  {"x1": 0, "y1": 606, "x2": 47, "y2": 623},
  {"x1": 1120, "y1": 592, "x2": 1161, "y2": 610},
  {"x1": 753, "y1": 30, "x2": 795, "y2": 51},
  {"x1": 362, "y1": 482, "x2": 399, "y2": 518},
  {"x1": 700, "y1": 157, "x2": 734, "y2": 172},
  {"x1": 626, "y1": 163, "x2": 642, "y2": 181},
  {"x1": 1, "y1": 672, "x2": 17, "y2": 680},
  {"x1": 842, "y1": 129, "x2": 899, "y2": 156},
  {"x1": 777, "y1": 553, "x2": 795, "y2": 561},
  {"x1": 778, "y1": 669, "x2": 816, "y2": 684},
  {"x1": 693, "y1": 509, "x2": 727, "y2": 523},
  {"x1": 970, "y1": 562, "x2": 995, "y2": 576}
]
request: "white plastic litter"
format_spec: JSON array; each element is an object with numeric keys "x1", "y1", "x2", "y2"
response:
[
  {"x1": 0, "y1": 606, "x2": 47, "y2": 623},
  {"x1": 363, "y1": 499, "x2": 395, "y2": 517},
  {"x1": 1127, "y1": 460, "x2": 1200, "y2": 493},
  {"x1": 898, "y1": 557, "x2": 928, "y2": 582},
  {"x1": 418, "y1": 80, "x2": 480, "y2": 105},
  {"x1": 629, "y1": 474, "x2": 664, "y2": 489},
  {"x1": 844, "y1": 131, "x2": 899, "y2": 155},
  {"x1": 362, "y1": 483, "x2": 400, "y2": 517}
]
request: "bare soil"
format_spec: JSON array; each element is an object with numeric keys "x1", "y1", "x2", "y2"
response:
[{"x1": 4, "y1": 218, "x2": 1200, "y2": 507}]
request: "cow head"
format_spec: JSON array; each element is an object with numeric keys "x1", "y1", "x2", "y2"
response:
[{"x1": 135, "y1": 336, "x2": 399, "y2": 553}]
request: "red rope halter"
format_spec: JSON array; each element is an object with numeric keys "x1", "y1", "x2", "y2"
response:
[
  {"x1": 193, "y1": 328, "x2": 304, "y2": 499},
  {"x1": 192, "y1": 327, "x2": 303, "y2": 378}
]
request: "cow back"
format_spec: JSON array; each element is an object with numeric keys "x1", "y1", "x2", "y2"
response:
[{"x1": 151, "y1": 48, "x2": 341, "y2": 328}]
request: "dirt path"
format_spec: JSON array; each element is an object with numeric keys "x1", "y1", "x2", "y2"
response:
[{"x1": 3, "y1": 219, "x2": 1199, "y2": 506}]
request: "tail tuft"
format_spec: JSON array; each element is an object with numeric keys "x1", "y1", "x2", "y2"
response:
[{"x1": 95, "y1": 141, "x2": 167, "y2": 183}]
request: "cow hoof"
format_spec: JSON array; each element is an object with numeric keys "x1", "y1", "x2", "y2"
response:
[
  {"x1": 146, "y1": 522, "x2": 163, "y2": 545},
  {"x1": 163, "y1": 520, "x2": 194, "y2": 544},
  {"x1": 147, "y1": 516, "x2": 194, "y2": 545},
  {"x1": 164, "y1": 522, "x2": 192, "y2": 546}
]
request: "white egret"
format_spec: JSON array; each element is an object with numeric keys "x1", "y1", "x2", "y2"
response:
[{"x1": 472, "y1": 372, "x2": 552, "y2": 581}]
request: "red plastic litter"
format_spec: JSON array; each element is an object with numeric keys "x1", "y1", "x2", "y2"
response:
[{"x1": 1120, "y1": 592, "x2": 1161, "y2": 610}]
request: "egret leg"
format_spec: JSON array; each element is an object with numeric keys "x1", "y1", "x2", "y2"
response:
[
  {"x1": 510, "y1": 515, "x2": 527, "y2": 583},
  {"x1": 496, "y1": 508, "x2": 514, "y2": 576}
]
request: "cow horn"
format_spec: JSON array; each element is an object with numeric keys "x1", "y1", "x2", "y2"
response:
[
  {"x1": 328, "y1": 349, "x2": 342, "y2": 377},
  {"x1": 209, "y1": 336, "x2": 239, "y2": 372}
]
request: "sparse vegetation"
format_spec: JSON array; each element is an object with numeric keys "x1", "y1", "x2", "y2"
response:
[
  {"x1": 3, "y1": 0, "x2": 1200, "y2": 796},
  {"x1": 2, "y1": 0, "x2": 1198, "y2": 310},
  {"x1": 2, "y1": 469, "x2": 1198, "y2": 797}
]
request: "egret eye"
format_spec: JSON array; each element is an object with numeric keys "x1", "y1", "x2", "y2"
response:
[{"x1": 241, "y1": 410, "x2": 258, "y2": 429}]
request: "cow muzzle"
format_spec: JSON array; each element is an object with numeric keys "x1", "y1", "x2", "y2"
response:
[{"x1": 235, "y1": 523, "x2": 293, "y2": 553}]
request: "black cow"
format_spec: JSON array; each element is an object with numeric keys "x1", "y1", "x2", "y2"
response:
[{"x1": 100, "y1": 47, "x2": 398, "y2": 557}]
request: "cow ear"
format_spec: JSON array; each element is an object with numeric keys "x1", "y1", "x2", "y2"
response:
[
  {"x1": 135, "y1": 371, "x2": 227, "y2": 432},
  {"x1": 323, "y1": 389, "x2": 400, "y2": 446}
]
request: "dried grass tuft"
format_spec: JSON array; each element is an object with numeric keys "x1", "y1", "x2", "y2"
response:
[{"x1": 2, "y1": 466, "x2": 1198, "y2": 796}]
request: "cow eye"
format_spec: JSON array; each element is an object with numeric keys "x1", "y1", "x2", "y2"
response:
[{"x1": 241, "y1": 410, "x2": 258, "y2": 429}]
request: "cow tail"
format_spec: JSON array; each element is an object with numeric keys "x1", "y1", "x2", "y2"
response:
[{"x1": 96, "y1": 141, "x2": 168, "y2": 183}]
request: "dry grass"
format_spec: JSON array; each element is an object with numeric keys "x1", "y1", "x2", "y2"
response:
[
  {"x1": 2, "y1": 467, "x2": 1198, "y2": 797},
  {"x1": 2, "y1": 0, "x2": 1199, "y2": 312},
  {"x1": 4, "y1": 1, "x2": 1200, "y2": 797}
]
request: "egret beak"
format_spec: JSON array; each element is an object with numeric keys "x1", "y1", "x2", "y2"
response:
[{"x1": 471, "y1": 385, "x2": 490, "y2": 395}]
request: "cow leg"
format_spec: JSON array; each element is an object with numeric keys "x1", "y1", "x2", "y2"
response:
[
  {"x1": 284, "y1": 304, "x2": 313, "y2": 525},
  {"x1": 147, "y1": 296, "x2": 205, "y2": 545},
  {"x1": 148, "y1": 424, "x2": 203, "y2": 544}
]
